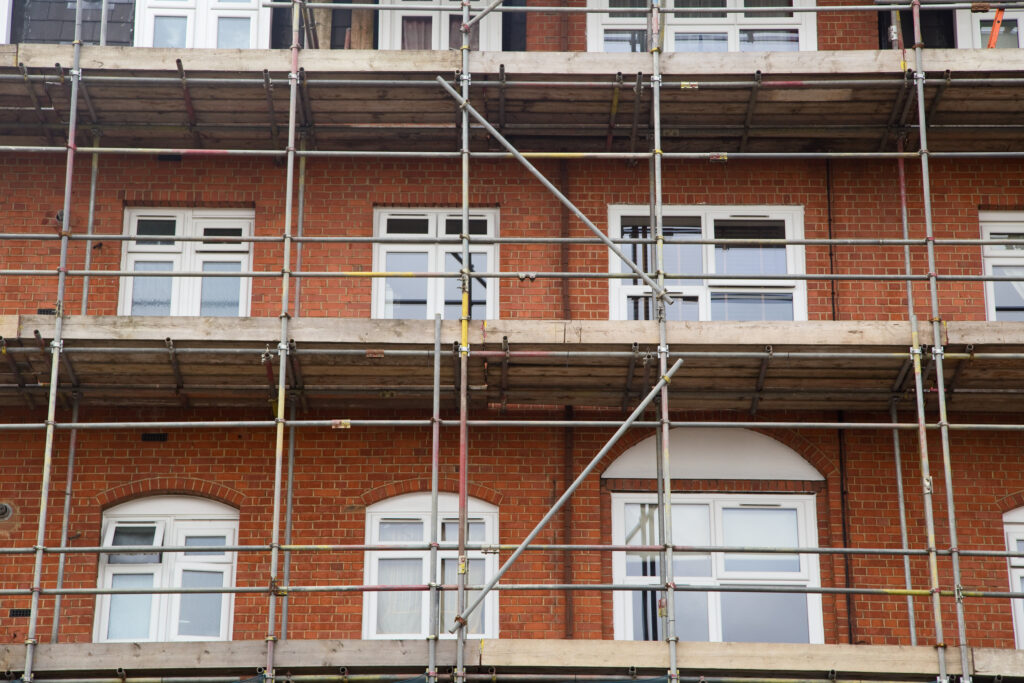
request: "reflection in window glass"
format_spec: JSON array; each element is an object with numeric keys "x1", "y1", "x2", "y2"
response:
[
  {"x1": 675, "y1": 33, "x2": 728, "y2": 52},
  {"x1": 178, "y1": 570, "x2": 224, "y2": 637},
  {"x1": 721, "y1": 592, "x2": 808, "y2": 642},
  {"x1": 384, "y1": 252, "x2": 430, "y2": 318},
  {"x1": 217, "y1": 17, "x2": 251, "y2": 48},
  {"x1": 604, "y1": 29, "x2": 647, "y2": 51},
  {"x1": 443, "y1": 252, "x2": 488, "y2": 320},
  {"x1": 631, "y1": 589, "x2": 710, "y2": 641},
  {"x1": 992, "y1": 266, "x2": 1024, "y2": 321},
  {"x1": 153, "y1": 16, "x2": 188, "y2": 47},
  {"x1": 109, "y1": 526, "x2": 160, "y2": 564},
  {"x1": 137, "y1": 219, "x2": 176, "y2": 246},
  {"x1": 132, "y1": 262, "x2": 174, "y2": 316},
  {"x1": 442, "y1": 558, "x2": 485, "y2": 633},
  {"x1": 739, "y1": 29, "x2": 799, "y2": 51},
  {"x1": 711, "y1": 292, "x2": 794, "y2": 321},
  {"x1": 982, "y1": 19, "x2": 1019, "y2": 47}
]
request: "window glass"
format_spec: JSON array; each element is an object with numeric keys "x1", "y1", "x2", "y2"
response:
[
  {"x1": 743, "y1": 0, "x2": 793, "y2": 19},
  {"x1": 444, "y1": 218, "x2": 489, "y2": 236},
  {"x1": 441, "y1": 520, "x2": 487, "y2": 542},
  {"x1": 178, "y1": 570, "x2": 224, "y2": 637},
  {"x1": 720, "y1": 591, "x2": 809, "y2": 642},
  {"x1": 992, "y1": 266, "x2": 1024, "y2": 321},
  {"x1": 609, "y1": 0, "x2": 647, "y2": 17},
  {"x1": 722, "y1": 507, "x2": 799, "y2": 572},
  {"x1": 384, "y1": 252, "x2": 430, "y2": 318},
  {"x1": 109, "y1": 526, "x2": 161, "y2": 564},
  {"x1": 443, "y1": 252, "x2": 488, "y2": 321},
  {"x1": 675, "y1": 32, "x2": 729, "y2": 51},
  {"x1": 675, "y1": 0, "x2": 727, "y2": 18},
  {"x1": 604, "y1": 29, "x2": 647, "y2": 51},
  {"x1": 131, "y1": 262, "x2": 174, "y2": 316},
  {"x1": 739, "y1": 29, "x2": 800, "y2": 50},
  {"x1": 630, "y1": 590, "x2": 710, "y2": 641},
  {"x1": 441, "y1": 557, "x2": 485, "y2": 633},
  {"x1": 107, "y1": 574, "x2": 154, "y2": 640},
  {"x1": 376, "y1": 558, "x2": 423, "y2": 634},
  {"x1": 217, "y1": 17, "x2": 251, "y2": 48},
  {"x1": 200, "y1": 262, "x2": 243, "y2": 317},
  {"x1": 153, "y1": 16, "x2": 189, "y2": 47},
  {"x1": 184, "y1": 535, "x2": 227, "y2": 557},
  {"x1": 711, "y1": 292, "x2": 794, "y2": 321},
  {"x1": 982, "y1": 18, "x2": 1019, "y2": 47},
  {"x1": 380, "y1": 520, "x2": 425, "y2": 542},
  {"x1": 447, "y1": 15, "x2": 481, "y2": 49},
  {"x1": 714, "y1": 220, "x2": 787, "y2": 276},
  {"x1": 402, "y1": 16, "x2": 432, "y2": 48},
  {"x1": 137, "y1": 219, "x2": 177, "y2": 246}
]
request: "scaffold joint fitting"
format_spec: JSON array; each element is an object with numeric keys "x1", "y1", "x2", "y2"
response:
[
  {"x1": 459, "y1": 345, "x2": 470, "y2": 355},
  {"x1": 710, "y1": 152, "x2": 728, "y2": 162},
  {"x1": 331, "y1": 419, "x2": 352, "y2": 429},
  {"x1": 651, "y1": 74, "x2": 662, "y2": 84},
  {"x1": 24, "y1": 639, "x2": 37, "y2": 646},
  {"x1": 971, "y1": 2, "x2": 990, "y2": 11},
  {"x1": 680, "y1": 82, "x2": 698, "y2": 89},
  {"x1": 657, "y1": 345, "x2": 669, "y2": 355},
  {"x1": 265, "y1": 635, "x2": 278, "y2": 643},
  {"x1": 653, "y1": 149, "x2": 663, "y2": 155},
  {"x1": 661, "y1": 374, "x2": 672, "y2": 385},
  {"x1": 517, "y1": 272, "x2": 537, "y2": 281},
  {"x1": 924, "y1": 476, "x2": 933, "y2": 493}
]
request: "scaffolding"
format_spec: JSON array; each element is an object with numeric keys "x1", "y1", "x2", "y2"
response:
[{"x1": 5, "y1": 3, "x2": 1024, "y2": 683}]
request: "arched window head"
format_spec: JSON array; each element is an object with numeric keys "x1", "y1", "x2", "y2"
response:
[
  {"x1": 95, "y1": 496, "x2": 239, "y2": 643},
  {"x1": 363, "y1": 492, "x2": 499, "y2": 639},
  {"x1": 1004, "y1": 507, "x2": 1024, "y2": 647}
]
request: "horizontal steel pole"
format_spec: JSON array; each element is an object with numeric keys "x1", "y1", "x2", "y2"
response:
[{"x1": 263, "y1": 0, "x2": 1024, "y2": 10}]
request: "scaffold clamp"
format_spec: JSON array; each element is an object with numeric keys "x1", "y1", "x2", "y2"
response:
[{"x1": 331, "y1": 419, "x2": 352, "y2": 429}]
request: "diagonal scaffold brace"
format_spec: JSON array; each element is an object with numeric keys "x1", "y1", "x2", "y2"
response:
[
  {"x1": 447, "y1": 358, "x2": 684, "y2": 632},
  {"x1": 435, "y1": 75, "x2": 674, "y2": 306}
]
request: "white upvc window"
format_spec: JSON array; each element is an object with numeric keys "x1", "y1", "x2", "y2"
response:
[
  {"x1": 955, "y1": 9, "x2": 1024, "y2": 48},
  {"x1": 118, "y1": 208, "x2": 253, "y2": 317},
  {"x1": 587, "y1": 0, "x2": 816, "y2": 53},
  {"x1": 95, "y1": 496, "x2": 238, "y2": 643},
  {"x1": 608, "y1": 205, "x2": 806, "y2": 322},
  {"x1": 379, "y1": 0, "x2": 501, "y2": 49},
  {"x1": 611, "y1": 493, "x2": 822, "y2": 643},
  {"x1": 1004, "y1": 508, "x2": 1024, "y2": 648},
  {"x1": 0, "y1": 0, "x2": 11, "y2": 44},
  {"x1": 135, "y1": 0, "x2": 270, "y2": 48},
  {"x1": 981, "y1": 211, "x2": 1024, "y2": 321},
  {"x1": 363, "y1": 492, "x2": 499, "y2": 639},
  {"x1": 372, "y1": 208, "x2": 498, "y2": 320}
]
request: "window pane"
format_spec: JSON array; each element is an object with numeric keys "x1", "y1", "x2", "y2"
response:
[
  {"x1": 624, "y1": 503, "x2": 711, "y2": 577},
  {"x1": 387, "y1": 218, "x2": 430, "y2": 234},
  {"x1": 627, "y1": 295, "x2": 700, "y2": 322},
  {"x1": 721, "y1": 591, "x2": 809, "y2": 642},
  {"x1": 604, "y1": 29, "x2": 647, "y2": 52},
  {"x1": 137, "y1": 219, "x2": 176, "y2": 246},
  {"x1": 714, "y1": 220, "x2": 787, "y2": 276},
  {"x1": 993, "y1": 266, "x2": 1024, "y2": 321},
  {"x1": 109, "y1": 525, "x2": 161, "y2": 564},
  {"x1": 202, "y1": 227, "x2": 243, "y2": 247},
  {"x1": 442, "y1": 557, "x2": 485, "y2": 633},
  {"x1": 622, "y1": 218, "x2": 702, "y2": 287},
  {"x1": 675, "y1": 33, "x2": 728, "y2": 52},
  {"x1": 982, "y1": 19, "x2": 1019, "y2": 48},
  {"x1": 675, "y1": 0, "x2": 726, "y2": 19},
  {"x1": 442, "y1": 520, "x2": 486, "y2": 543},
  {"x1": 739, "y1": 29, "x2": 799, "y2": 51},
  {"x1": 710, "y1": 292, "x2": 794, "y2": 321},
  {"x1": 217, "y1": 17, "x2": 251, "y2": 48},
  {"x1": 178, "y1": 570, "x2": 224, "y2": 637},
  {"x1": 629, "y1": 589, "x2": 709, "y2": 641},
  {"x1": 743, "y1": 0, "x2": 793, "y2": 19},
  {"x1": 384, "y1": 252, "x2": 429, "y2": 319},
  {"x1": 107, "y1": 573, "x2": 154, "y2": 640},
  {"x1": 200, "y1": 262, "x2": 242, "y2": 317},
  {"x1": 444, "y1": 218, "x2": 488, "y2": 236},
  {"x1": 184, "y1": 535, "x2": 227, "y2": 557},
  {"x1": 608, "y1": 0, "x2": 646, "y2": 19},
  {"x1": 722, "y1": 507, "x2": 800, "y2": 572},
  {"x1": 131, "y1": 261, "x2": 173, "y2": 316},
  {"x1": 988, "y1": 232, "x2": 1024, "y2": 251},
  {"x1": 379, "y1": 520, "x2": 424, "y2": 542},
  {"x1": 402, "y1": 16, "x2": 432, "y2": 49},
  {"x1": 377, "y1": 558, "x2": 423, "y2": 634},
  {"x1": 153, "y1": 16, "x2": 188, "y2": 48},
  {"x1": 448, "y1": 15, "x2": 480, "y2": 49},
  {"x1": 444, "y1": 251, "x2": 488, "y2": 320}
]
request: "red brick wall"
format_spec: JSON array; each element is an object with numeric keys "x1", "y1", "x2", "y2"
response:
[
  {"x1": 1, "y1": 404, "x2": 1023, "y2": 648},
  {"x1": 1, "y1": 154, "x2": 1015, "y2": 322}
]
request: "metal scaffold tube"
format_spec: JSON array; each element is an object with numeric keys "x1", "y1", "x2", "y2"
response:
[
  {"x1": 50, "y1": 396, "x2": 79, "y2": 643},
  {"x1": 910, "y1": 3, "x2": 970, "y2": 678},
  {"x1": 428, "y1": 314, "x2": 443, "y2": 683}
]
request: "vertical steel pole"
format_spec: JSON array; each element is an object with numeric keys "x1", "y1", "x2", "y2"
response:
[
  {"x1": 455, "y1": 5, "x2": 473, "y2": 682},
  {"x1": 23, "y1": 0, "x2": 82, "y2": 677},
  {"x1": 650, "y1": 0, "x2": 678, "y2": 677},
  {"x1": 50, "y1": 396, "x2": 79, "y2": 643},
  {"x1": 80, "y1": 135, "x2": 100, "y2": 315},
  {"x1": 428, "y1": 314, "x2": 442, "y2": 683},
  {"x1": 895, "y1": 136, "x2": 918, "y2": 647},
  {"x1": 280, "y1": 402, "x2": 297, "y2": 639},
  {"x1": 910, "y1": 4, "x2": 970, "y2": 679},
  {"x1": 266, "y1": 1, "x2": 300, "y2": 678}
]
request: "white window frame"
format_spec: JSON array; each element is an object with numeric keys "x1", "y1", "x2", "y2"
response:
[
  {"x1": 955, "y1": 9, "x2": 1024, "y2": 48},
  {"x1": 607, "y1": 205, "x2": 807, "y2": 322},
  {"x1": 0, "y1": 0, "x2": 12, "y2": 44},
  {"x1": 363, "y1": 492, "x2": 499, "y2": 639},
  {"x1": 1005, "y1": 508, "x2": 1024, "y2": 648},
  {"x1": 586, "y1": 0, "x2": 816, "y2": 53},
  {"x1": 981, "y1": 211, "x2": 1024, "y2": 321},
  {"x1": 118, "y1": 208, "x2": 253, "y2": 317},
  {"x1": 135, "y1": 0, "x2": 270, "y2": 48},
  {"x1": 94, "y1": 496, "x2": 239, "y2": 643},
  {"x1": 378, "y1": 0, "x2": 502, "y2": 50},
  {"x1": 611, "y1": 492, "x2": 823, "y2": 643},
  {"x1": 372, "y1": 208, "x2": 499, "y2": 320}
]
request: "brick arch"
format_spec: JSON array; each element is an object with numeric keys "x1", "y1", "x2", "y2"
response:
[
  {"x1": 95, "y1": 477, "x2": 245, "y2": 510},
  {"x1": 360, "y1": 477, "x2": 502, "y2": 507},
  {"x1": 997, "y1": 491, "x2": 1024, "y2": 514}
]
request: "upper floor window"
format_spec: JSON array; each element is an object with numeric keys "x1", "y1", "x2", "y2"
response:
[
  {"x1": 587, "y1": 0, "x2": 816, "y2": 53},
  {"x1": 955, "y1": 9, "x2": 1024, "y2": 48},
  {"x1": 95, "y1": 496, "x2": 238, "y2": 643},
  {"x1": 118, "y1": 208, "x2": 253, "y2": 317},
  {"x1": 1005, "y1": 507, "x2": 1024, "y2": 648},
  {"x1": 135, "y1": 0, "x2": 270, "y2": 48},
  {"x1": 611, "y1": 493, "x2": 823, "y2": 643},
  {"x1": 372, "y1": 208, "x2": 498, "y2": 320},
  {"x1": 607, "y1": 205, "x2": 806, "y2": 322},
  {"x1": 363, "y1": 492, "x2": 499, "y2": 639},
  {"x1": 981, "y1": 211, "x2": 1024, "y2": 321},
  {"x1": 378, "y1": 0, "x2": 501, "y2": 49}
]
